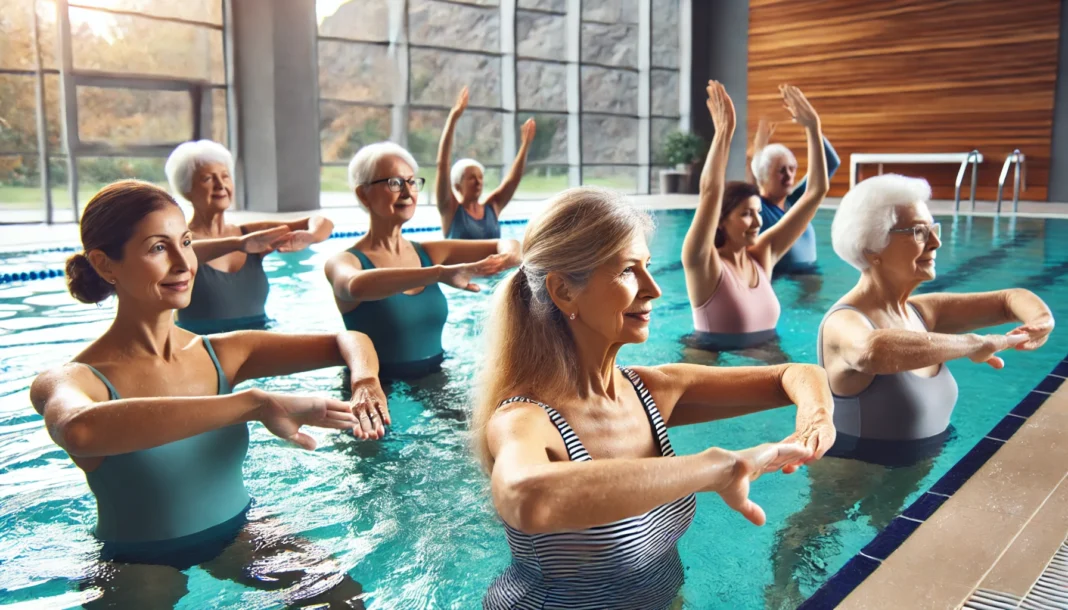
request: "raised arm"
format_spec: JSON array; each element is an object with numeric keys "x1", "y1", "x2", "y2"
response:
[
  {"x1": 746, "y1": 118, "x2": 777, "y2": 184},
  {"x1": 488, "y1": 403, "x2": 811, "y2": 532},
  {"x1": 633, "y1": 363, "x2": 834, "y2": 460},
  {"x1": 30, "y1": 365, "x2": 357, "y2": 458},
  {"x1": 682, "y1": 80, "x2": 734, "y2": 307},
  {"x1": 785, "y1": 136, "x2": 840, "y2": 206},
  {"x1": 436, "y1": 87, "x2": 468, "y2": 218},
  {"x1": 822, "y1": 307, "x2": 1029, "y2": 377},
  {"x1": 754, "y1": 85, "x2": 829, "y2": 264},
  {"x1": 487, "y1": 118, "x2": 536, "y2": 213}
]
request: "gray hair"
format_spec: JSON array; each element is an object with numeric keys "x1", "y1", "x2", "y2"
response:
[
  {"x1": 164, "y1": 140, "x2": 234, "y2": 200},
  {"x1": 750, "y1": 143, "x2": 795, "y2": 184},
  {"x1": 347, "y1": 142, "x2": 420, "y2": 191},
  {"x1": 832, "y1": 174, "x2": 933, "y2": 271},
  {"x1": 451, "y1": 158, "x2": 485, "y2": 187}
]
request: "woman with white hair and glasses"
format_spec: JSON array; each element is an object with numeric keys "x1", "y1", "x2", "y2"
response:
[
  {"x1": 747, "y1": 117, "x2": 841, "y2": 274},
  {"x1": 435, "y1": 86, "x2": 536, "y2": 239},
  {"x1": 475, "y1": 186, "x2": 836, "y2": 609},
  {"x1": 819, "y1": 173, "x2": 1053, "y2": 462},
  {"x1": 765, "y1": 173, "x2": 1054, "y2": 609},
  {"x1": 165, "y1": 140, "x2": 335, "y2": 334},
  {"x1": 325, "y1": 142, "x2": 522, "y2": 380}
]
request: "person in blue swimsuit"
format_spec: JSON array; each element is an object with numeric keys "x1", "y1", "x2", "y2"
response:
[
  {"x1": 435, "y1": 87, "x2": 536, "y2": 240},
  {"x1": 325, "y1": 142, "x2": 522, "y2": 380},
  {"x1": 748, "y1": 117, "x2": 841, "y2": 275},
  {"x1": 766, "y1": 174, "x2": 1054, "y2": 609},
  {"x1": 32, "y1": 181, "x2": 388, "y2": 608},
  {"x1": 165, "y1": 140, "x2": 335, "y2": 334},
  {"x1": 472, "y1": 186, "x2": 837, "y2": 609}
]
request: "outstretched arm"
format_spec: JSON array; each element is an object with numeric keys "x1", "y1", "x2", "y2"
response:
[
  {"x1": 754, "y1": 85, "x2": 828, "y2": 265},
  {"x1": 682, "y1": 80, "x2": 734, "y2": 307},
  {"x1": 747, "y1": 118, "x2": 777, "y2": 185},
  {"x1": 786, "y1": 136, "x2": 840, "y2": 206},
  {"x1": 487, "y1": 118, "x2": 536, "y2": 213},
  {"x1": 436, "y1": 87, "x2": 468, "y2": 218}
]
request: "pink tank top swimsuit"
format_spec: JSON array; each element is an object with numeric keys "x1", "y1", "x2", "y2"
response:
[{"x1": 691, "y1": 255, "x2": 781, "y2": 349}]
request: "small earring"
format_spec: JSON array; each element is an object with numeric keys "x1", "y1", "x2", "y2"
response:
[
  {"x1": 107, "y1": 279, "x2": 116, "y2": 284},
  {"x1": 569, "y1": 312, "x2": 576, "y2": 321}
]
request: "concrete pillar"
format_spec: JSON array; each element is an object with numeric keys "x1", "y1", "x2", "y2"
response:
[
  {"x1": 690, "y1": 0, "x2": 748, "y2": 181},
  {"x1": 229, "y1": 0, "x2": 321, "y2": 213},
  {"x1": 1048, "y1": 0, "x2": 1068, "y2": 201}
]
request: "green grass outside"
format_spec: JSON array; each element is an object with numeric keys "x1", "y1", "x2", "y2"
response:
[{"x1": 319, "y1": 166, "x2": 636, "y2": 197}]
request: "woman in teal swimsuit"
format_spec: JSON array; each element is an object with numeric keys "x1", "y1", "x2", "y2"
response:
[
  {"x1": 165, "y1": 140, "x2": 335, "y2": 334},
  {"x1": 325, "y1": 142, "x2": 522, "y2": 379},
  {"x1": 434, "y1": 86, "x2": 536, "y2": 240},
  {"x1": 32, "y1": 181, "x2": 388, "y2": 608}
]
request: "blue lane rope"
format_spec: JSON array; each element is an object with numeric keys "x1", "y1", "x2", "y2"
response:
[{"x1": 0, "y1": 219, "x2": 532, "y2": 284}]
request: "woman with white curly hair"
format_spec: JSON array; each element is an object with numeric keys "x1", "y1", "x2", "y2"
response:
[
  {"x1": 324, "y1": 141, "x2": 521, "y2": 380},
  {"x1": 164, "y1": 140, "x2": 335, "y2": 333},
  {"x1": 819, "y1": 173, "x2": 1053, "y2": 462},
  {"x1": 435, "y1": 86, "x2": 536, "y2": 239}
]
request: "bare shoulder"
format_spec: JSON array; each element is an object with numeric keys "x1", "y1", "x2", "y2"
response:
[
  {"x1": 324, "y1": 247, "x2": 363, "y2": 276},
  {"x1": 30, "y1": 362, "x2": 109, "y2": 414}
]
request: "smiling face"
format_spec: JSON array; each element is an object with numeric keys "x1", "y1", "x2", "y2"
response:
[
  {"x1": 187, "y1": 161, "x2": 234, "y2": 214},
  {"x1": 357, "y1": 155, "x2": 419, "y2": 222},
  {"x1": 566, "y1": 231, "x2": 662, "y2": 346},
  {"x1": 99, "y1": 205, "x2": 198, "y2": 311},
  {"x1": 720, "y1": 195, "x2": 763, "y2": 247},
  {"x1": 873, "y1": 201, "x2": 941, "y2": 283}
]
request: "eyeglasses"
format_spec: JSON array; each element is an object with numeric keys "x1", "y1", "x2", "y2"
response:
[
  {"x1": 367, "y1": 177, "x2": 425, "y2": 192},
  {"x1": 888, "y1": 222, "x2": 940, "y2": 243}
]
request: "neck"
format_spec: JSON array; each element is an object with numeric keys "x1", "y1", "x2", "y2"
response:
[
  {"x1": 189, "y1": 204, "x2": 227, "y2": 236},
  {"x1": 719, "y1": 240, "x2": 749, "y2": 267},
  {"x1": 759, "y1": 188, "x2": 786, "y2": 209},
  {"x1": 569, "y1": 329, "x2": 622, "y2": 401},
  {"x1": 853, "y1": 271, "x2": 919, "y2": 316},
  {"x1": 363, "y1": 216, "x2": 405, "y2": 253},
  {"x1": 461, "y1": 198, "x2": 482, "y2": 211},
  {"x1": 104, "y1": 300, "x2": 181, "y2": 360}
]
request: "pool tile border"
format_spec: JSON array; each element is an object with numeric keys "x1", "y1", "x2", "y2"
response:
[{"x1": 798, "y1": 355, "x2": 1068, "y2": 610}]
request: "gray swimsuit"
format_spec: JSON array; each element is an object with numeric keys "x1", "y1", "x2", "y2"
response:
[{"x1": 818, "y1": 303, "x2": 959, "y2": 465}]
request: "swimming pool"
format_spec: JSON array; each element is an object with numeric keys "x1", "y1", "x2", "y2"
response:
[{"x1": 2, "y1": 208, "x2": 1067, "y2": 609}]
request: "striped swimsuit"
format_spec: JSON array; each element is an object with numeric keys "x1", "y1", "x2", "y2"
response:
[{"x1": 484, "y1": 368, "x2": 697, "y2": 610}]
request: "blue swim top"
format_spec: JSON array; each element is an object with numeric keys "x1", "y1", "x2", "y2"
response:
[
  {"x1": 341, "y1": 242, "x2": 449, "y2": 379},
  {"x1": 176, "y1": 253, "x2": 270, "y2": 334},
  {"x1": 80, "y1": 336, "x2": 250, "y2": 543},
  {"x1": 447, "y1": 204, "x2": 500, "y2": 240}
]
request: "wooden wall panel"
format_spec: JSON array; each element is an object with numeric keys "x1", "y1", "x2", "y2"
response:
[{"x1": 748, "y1": 0, "x2": 1060, "y2": 201}]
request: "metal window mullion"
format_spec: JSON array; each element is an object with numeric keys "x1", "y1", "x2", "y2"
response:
[
  {"x1": 222, "y1": 0, "x2": 241, "y2": 208},
  {"x1": 67, "y1": 3, "x2": 223, "y2": 30},
  {"x1": 32, "y1": 0, "x2": 54, "y2": 223},
  {"x1": 638, "y1": 0, "x2": 651, "y2": 193},
  {"x1": 56, "y1": 0, "x2": 79, "y2": 221},
  {"x1": 566, "y1": 0, "x2": 581, "y2": 187},
  {"x1": 678, "y1": 0, "x2": 691, "y2": 132},
  {"x1": 390, "y1": 0, "x2": 409, "y2": 150},
  {"x1": 500, "y1": 0, "x2": 517, "y2": 170}
]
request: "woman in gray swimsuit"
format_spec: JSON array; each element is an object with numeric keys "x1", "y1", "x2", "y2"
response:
[
  {"x1": 165, "y1": 140, "x2": 336, "y2": 333},
  {"x1": 766, "y1": 173, "x2": 1054, "y2": 608}
]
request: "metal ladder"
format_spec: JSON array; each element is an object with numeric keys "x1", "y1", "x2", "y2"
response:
[
  {"x1": 995, "y1": 149, "x2": 1026, "y2": 214},
  {"x1": 954, "y1": 149, "x2": 982, "y2": 212}
]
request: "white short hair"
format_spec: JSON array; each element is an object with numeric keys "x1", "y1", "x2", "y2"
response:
[
  {"x1": 832, "y1": 174, "x2": 934, "y2": 271},
  {"x1": 347, "y1": 142, "x2": 419, "y2": 191},
  {"x1": 451, "y1": 158, "x2": 484, "y2": 187},
  {"x1": 750, "y1": 143, "x2": 796, "y2": 184},
  {"x1": 164, "y1": 140, "x2": 234, "y2": 200}
]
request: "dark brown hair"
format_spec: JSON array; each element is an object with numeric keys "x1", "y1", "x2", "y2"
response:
[
  {"x1": 65, "y1": 180, "x2": 180, "y2": 303},
  {"x1": 715, "y1": 181, "x2": 762, "y2": 248}
]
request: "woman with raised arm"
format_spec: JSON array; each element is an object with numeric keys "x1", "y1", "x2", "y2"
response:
[
  {"x1": 682, "y1": 81, "x2": 829, "y2": 352},
  {"x1": 474, "y1": 186, "x2": 836, "y2": 609},
  {"x1": 766, "y1": 174, "x2": 1054, "y2": 609},
  {"x1": 747, "y1": 117, "x2": 841, "y2": 275},
  {"x1": 435, "y1": 86, "x2": 536, "y2": 239},
  {"x1": 32, "y1": 181, "x2": 388, "y2": 608},
  {"x1": 165, "y1": 140, "x2": 335, "y2": 334},
  {"x1": 326, "y1": 142, "x2": 521, "y2": 380}
]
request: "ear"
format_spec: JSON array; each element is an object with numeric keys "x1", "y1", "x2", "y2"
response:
[
  {"x1": 86, "y1": 249, "x2": 116, "y2": 284},
  {"x1": 544, "y1": 272, "x2": 577, "y2": 316},
  {"x1": 862, "y1": 249, "x2": 881, "y2": 267}
]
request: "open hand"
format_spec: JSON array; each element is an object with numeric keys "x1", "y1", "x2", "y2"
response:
[
  {"x1": 706, "y1": 80, "x2": 736, "y2": 135},
  {"x1": 451, "y1": 86, "x2": 470, "y2": 118},
  {"x1": 754, "y1": 118, "x2": 778, "y2": 151},
  {"x1": 1009, "y1": 318, "x2": 1054, "y2": 351},
  {"x1": 520, "y1": 118, "x2": 537, "y2": 146},
  {"x1": 273, "y1": 230, "x2": 319, "y2": 253},
  {"x1": 350, "y1": 377, "x2": 390, "y2": 440},
  {"x1": 714, "y1": 443, "x2": 813, "y2": 526},
  {"x1": 240, "y1": 226, "x2": 291, "y2": 255},
  {"x1": 253, "y1": 390, "x2": 359, "y2": 450},
  {"x1": 439, "y1": 253, "x2": 516, "y2": 292},
  {"x1": 970, "y1": 332, "x2": 1029, "y2": 369},
  {"x1": 780, "y1": 84, "x2": 820, "y2": 130}
]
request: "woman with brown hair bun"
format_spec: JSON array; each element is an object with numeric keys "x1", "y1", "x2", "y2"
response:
[
  {"x1": 474, "y1": 186, "x2": 836, "y2": 609},
  {"x1": 35, "y1": 180, "x2": 384, "y2": 608}
]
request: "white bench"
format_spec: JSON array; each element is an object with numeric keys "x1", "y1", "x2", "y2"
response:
[{"x1": 850, "y1": 151, "x2": 983, "y2": 209}]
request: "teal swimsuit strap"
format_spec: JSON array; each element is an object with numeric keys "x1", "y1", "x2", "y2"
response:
[
  {"x1": 348, "y1": 242, "x2": 433, "y2": 269},
  {"x1": 81, "y1": 336, "x2": 231, "y2": 399}
]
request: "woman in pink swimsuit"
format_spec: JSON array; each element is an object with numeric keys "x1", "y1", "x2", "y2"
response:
[{"x1": 682, "y1": 81, "x2": 829, "y2": 354}]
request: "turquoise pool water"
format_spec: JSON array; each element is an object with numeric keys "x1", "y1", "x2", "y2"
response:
[{"x1": 1, "y1": 209, "x2": 1067, "y2": 609}]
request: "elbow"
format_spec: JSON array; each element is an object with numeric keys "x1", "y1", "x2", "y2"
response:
[
  {"x1": 850, "y1": 335, "x2": 882, "y2": 374},
  {"x1": 59, "y1": 418, "x2": 97, "y2": 457},
  {"x1": 497, "y1": 472, "x2": 556, "y2": 535}
]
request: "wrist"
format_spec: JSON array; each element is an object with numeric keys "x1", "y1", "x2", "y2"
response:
[
  {"x1": 242, "y1": 389, "x2": 267, "y2": 422},
  {"x1": 701, "y1": 447, "x2": 738, "y2": 492}
]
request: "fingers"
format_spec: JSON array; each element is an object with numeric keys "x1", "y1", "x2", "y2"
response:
[
  {"x1": 986, "y1": 356, "x2": 1006, "y2": 370},
  {"x1": 376, "y1": 396, "x2": 392, "y2": 427},
  {"x1": 464, "y1": 283, "x2": 481, "y2": 293},
  {"x1": 287, "y1": 431, "x2": 317, "y2": 451},
  {"x1": 739, "y1": 499, "x2": 767, "y2": 526}
]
